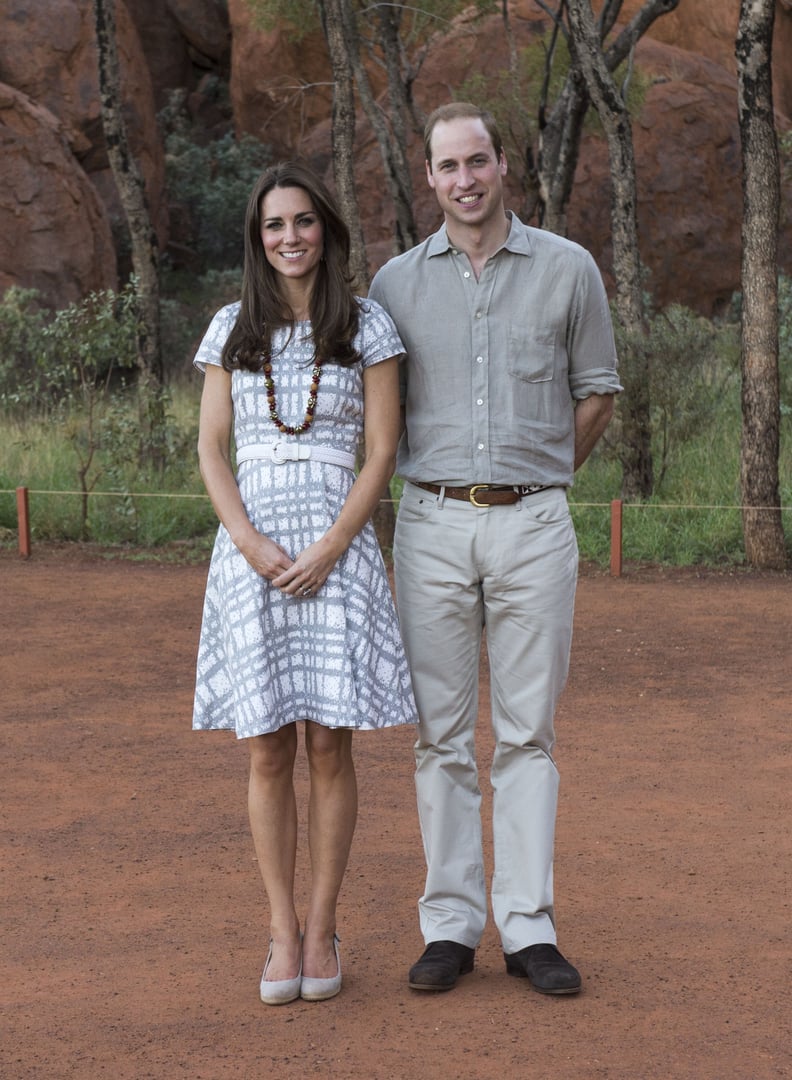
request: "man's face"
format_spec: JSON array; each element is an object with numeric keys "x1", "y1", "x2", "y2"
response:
[{"x1": 426, "y1": 117, "x2": 507, "y2": 231}]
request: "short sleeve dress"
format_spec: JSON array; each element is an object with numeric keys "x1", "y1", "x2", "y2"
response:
[{"x1": 192, "y1": 298, "x2": 418, "y2": 738}]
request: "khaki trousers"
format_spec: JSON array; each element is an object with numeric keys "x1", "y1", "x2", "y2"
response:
[{"x1": 394, "y1": 482, "x2": 578, "y2": 953}]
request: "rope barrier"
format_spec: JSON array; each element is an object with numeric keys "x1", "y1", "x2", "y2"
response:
[
  {"x1": 2, "y1": 487, "x2": 786, "y2": 511},
  {"x1": 5, "y1": 487, "x2": 788, "y2": 571},
  {"x1": 0, "y1": 488, "x2": 209, "y2": 499}
]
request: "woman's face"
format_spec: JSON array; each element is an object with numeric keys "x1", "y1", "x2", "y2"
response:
[{"x1": 259, "y1": 185, "x2": 324, "y2": 290}]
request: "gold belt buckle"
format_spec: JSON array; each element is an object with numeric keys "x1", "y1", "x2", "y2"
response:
[{"x1": 469, "y1": 484, "x2": 491, "y2": 507}]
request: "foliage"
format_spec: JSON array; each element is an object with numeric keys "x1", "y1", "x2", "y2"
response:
[
  {"x1": 570, "y1": 392, "x2": 789, "y2": 567},
  {"x1": 0, "y1": 377, "x2": 212, "y2": 547},
  {"x1": 3, "y1": 353, "x2": 787, "y2": 561},
  {"x1": 604, "y1": 301, "x2": 739, "y2": 495},
  {"x1": 457, "y1": 31, "x2": 649, "y2": 202},
  {"x1": 45, "y1": 285, "x2": 139, "y2": 391},
  {"x1": 160, "y1": 267, "x2": 243, "y2": 376},
  {"x1": 40, "y1": 287, "x2": 140, "y2": 537},
  {"x1": 245, "y1": 0, "x2": 319, "y2": 39},
  {"x1": 0, "y1": 284, "x2": 205, "y2": 539},
  {"x1": 0, "y1": 284, "x2": 139, "y2": 411},
  {"x1": 0, "y1": 286, "x2": 786, "y2": 565},
  {"x1": 160, "y1": 91, "x2": 272, "y2": 270},
  {"x1": 244, "y1": 0, "x2": 478, "y2": 46},
  {"x1": 0, "y1": 287, "x2": 52, "y2": 408}
]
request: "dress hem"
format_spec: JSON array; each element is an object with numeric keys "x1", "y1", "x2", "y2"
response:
[{"x1": 193, "y1": 716, "x2": 415, "y2": 739}]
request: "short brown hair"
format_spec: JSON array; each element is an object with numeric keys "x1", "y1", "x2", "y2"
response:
[{"x1": 423, "y1": 102, "x2": 504, "y2": 165}]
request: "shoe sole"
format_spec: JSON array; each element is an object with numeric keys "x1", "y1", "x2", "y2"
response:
[
  {"x1": 506, "y1": 968, "x2": 582, "y2": 995},
  {"x1": 300, "y1": 985, "x2": 342, "y2": 1002},
  {"x1": 408, "y1": 961, "x2": 475, "y2": 991},
  {"x1": 260, "y1": 988, "x2": 301, "y2": 1005}
]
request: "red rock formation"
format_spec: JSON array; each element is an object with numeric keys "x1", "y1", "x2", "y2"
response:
[
  {"x1": 124, "y1": 0, "x2": 231, "y2": 108},
  {"x1": 619, "y1": 0, "x2": 792, "y2": 119},
  {"x1": 0, "y1": 83, "x2": 117, "y2": 306},
  {"x1": 236, "y1": 0, "x2": 792, "y2": 314},
  {"x1": 2, "y1": 0, "x2": 791, "y2": 315},
  {"x1": 228, "y1": 0, "x2": 335, "y2": 157},
  {"x1": 569, "y1": 40, "x2": 752, "y2": 315},
  {"x1": 0, "y1": 0, "x2": 167, "y2": 301}
]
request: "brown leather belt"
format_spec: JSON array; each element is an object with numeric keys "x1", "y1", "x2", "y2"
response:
[{"x1": 413, "y1": 481, "x2": 552, "y2": 507}]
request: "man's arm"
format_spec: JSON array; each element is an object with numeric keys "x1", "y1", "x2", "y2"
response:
[{"x1": 574, "y1": 393, "x2": 615, "y2": 471}]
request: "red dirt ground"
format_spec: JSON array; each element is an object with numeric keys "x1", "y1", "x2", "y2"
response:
[{"x1": 1, "y1": 545, "x2": 790, "y2": 1080}]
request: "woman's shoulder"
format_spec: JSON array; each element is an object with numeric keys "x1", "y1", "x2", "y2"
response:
[
  {"x1": 213, "y1": 300, "x2": 242, "y2": 325},
  {"x1": 202, "y1": 300, "x2": 242, "y2": 341},
  {"x1": 193, "y1": 301, "x2": 242, "y2": 372},
  {"x1": 353, "y1": 296, "x2": 405, "y2": 366},
  {"x1": 354, "y1": 295, "x2": 395, "y2": 328}
]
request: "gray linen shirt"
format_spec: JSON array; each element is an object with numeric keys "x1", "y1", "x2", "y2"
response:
[{"x1": 368, "y1": 212, "x2": 622, "y2": 488}]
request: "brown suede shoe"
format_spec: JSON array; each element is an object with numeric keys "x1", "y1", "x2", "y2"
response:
[
  {"x1": 408, "y1": 940, "x2": 475, "y2": 991},
  {"x1": 504, "y1": 943, "x2": 582, "y2": 995}
]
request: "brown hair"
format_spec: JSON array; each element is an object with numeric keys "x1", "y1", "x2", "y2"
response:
[
  {"x1": 423, "y1": 102, "x2": 504, "y2": 166},
  {"x1": 221, "y1": 161, "x2": 361, "y2": 372}
]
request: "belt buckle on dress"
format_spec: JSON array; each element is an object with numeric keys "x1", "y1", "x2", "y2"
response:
[
  {"x1": 270, "y1": 442, "x2": 309, "y2": 464},
  {"x1": 469, "y1": 484, "x2": 492, "y2": 507}
]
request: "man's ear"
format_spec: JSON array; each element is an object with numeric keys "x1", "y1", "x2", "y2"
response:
[
  {"x1": 499, "y1": 150, "x2": 508, "y2": 177},
  {"x1": 425, "y1": 159, "x2": 436, "y2": 190}
]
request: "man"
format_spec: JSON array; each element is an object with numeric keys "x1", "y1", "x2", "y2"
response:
[{"x1": 368, "y1": 102, "x2": 621, "y2": 996}]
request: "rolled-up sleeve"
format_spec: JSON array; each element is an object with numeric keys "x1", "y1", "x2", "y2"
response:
[{"x1": 567, "y1": 253, "x2": 622, "y2": 400}]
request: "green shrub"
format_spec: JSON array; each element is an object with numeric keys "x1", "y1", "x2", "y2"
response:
[
  {"x1": 1, "y1": 286, "x2": 788, "y2": 565},
  {"x1": 0, "y1": 287, "x2": 52, "y2": 408},
  {"x1": 160, "y1": 267, "x2": 243, "y2": 375},
  {"x1": 607, "y1": 301, "x2": 740, "y2": 496},
  {"x1": 160, "y1": 91, "x2": 272, "y2": 270}
]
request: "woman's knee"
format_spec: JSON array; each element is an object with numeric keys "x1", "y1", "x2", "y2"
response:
[
  {"x1": 248, "y1": 726, "x2": 298, "y2": 779},
  {"x1": 305, "y1": 723, "x2": 353, "y2": 776}
]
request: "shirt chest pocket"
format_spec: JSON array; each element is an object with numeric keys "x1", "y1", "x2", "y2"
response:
[{"x1": 506, "y1": 325, "x2": 558, "y2": 383}]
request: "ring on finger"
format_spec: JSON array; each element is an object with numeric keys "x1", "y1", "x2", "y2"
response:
[{"x1": 300, "y1": 586, "x2": 312, "y2": 596}]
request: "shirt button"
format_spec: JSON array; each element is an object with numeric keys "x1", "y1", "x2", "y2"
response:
[
  {"x1": 463, "y1": 271, "x2": 470, "y2": 279},
  {"x1": 476, "y1": 356, "x2": 483, "y2": 363},
  {"x1": 475, "y1": 312, "x2": 482, "y2": 319},
  {"x1": 476, "y1": 398, "x2": 484, "y2": 406},
  {"x1": 477, "y1": 443, "x2": 485, "y2": 450}
]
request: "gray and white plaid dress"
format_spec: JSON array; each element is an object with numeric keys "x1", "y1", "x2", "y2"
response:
[{"x1": 192, "y1": 299, "x2": 418, "y2": 738}]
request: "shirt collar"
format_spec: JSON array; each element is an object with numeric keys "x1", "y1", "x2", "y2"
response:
[
  {"x1": 426, "y1": 211, "x2": 533, "y2": 259},
  {"x1": 426, "y1": 224, "x2": 454, "y2": 258}
]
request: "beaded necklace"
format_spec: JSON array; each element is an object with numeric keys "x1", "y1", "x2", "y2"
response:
[{"x1": 262, "y1": 357, "x2": 322, "y2": 436}]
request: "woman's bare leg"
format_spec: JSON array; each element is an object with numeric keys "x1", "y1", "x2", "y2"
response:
[
  {"x1": 302, "y1": 722, "x2": 357, "y2": 978},
  {"x1": 248, "y1": 725, "x2": 301, "y2": 980}
]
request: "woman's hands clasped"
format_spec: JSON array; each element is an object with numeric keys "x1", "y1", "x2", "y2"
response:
[
  {"x1": 241, "y1": 532, "x2": 344, "y2": 599},
  {"x1": 271, "y1": 536, "x2": 343, "y2": 599}
]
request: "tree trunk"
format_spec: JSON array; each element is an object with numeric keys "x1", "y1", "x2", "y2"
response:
[
  {"x1": 93, "y1": 0, "x2": 166, "y2": 466},
  {"x1": 567, "y1": 0, "x2": 653, "y2": 499},
  {"x1": 334, "y1": 0, "x2": 418, "y2": 256},
  {"x1": 375, "y1": 3, "x2": 419, "y2": 252},
  {"x1": 317, "y1": 0, "x2": 370, "y2": 289},
  {"x1": 538, "y1": 75, "x2": 589, "y2": 235},
  {"x1": 318, "y1": 0, "x2": 396, "y2": 544},
  {"x1": 736, "y1": 0, "x2": 786, "y2": 568},
  {"x1": 538, "y1": 0, "x2": 680, "y2": 236}
]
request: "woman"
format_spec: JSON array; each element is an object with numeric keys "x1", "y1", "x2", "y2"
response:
[{"x1": 192, "y1": 162, "x2": 417, "y2": 1005}]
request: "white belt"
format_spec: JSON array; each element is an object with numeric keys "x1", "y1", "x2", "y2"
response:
[{"x1": 236, "y1": 442, "x2": 356, "y2": 470}]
